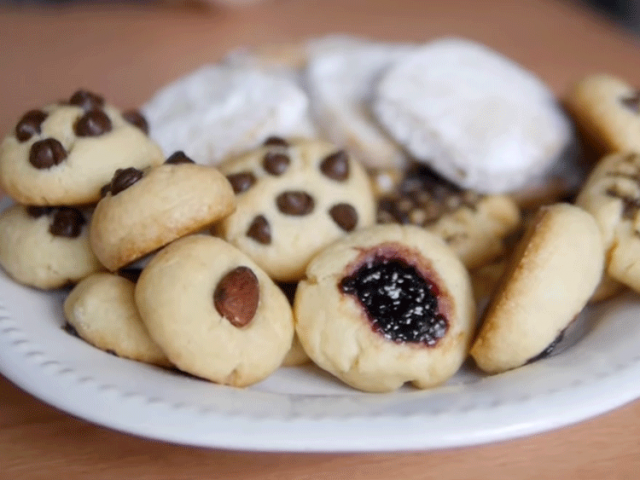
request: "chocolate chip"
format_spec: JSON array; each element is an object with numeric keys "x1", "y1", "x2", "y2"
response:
[
  {"x1": 69, "y1": 90, "x2": 104, "y2": 111},
  {"x1": 49, "y1": 208, "x2": 85, "y2": 238},
  {"x1": 320, "y1": 150, "x2": 349, "y2": 181},
  {"x1": 246, "y1": 215, "x2": 271, "y2": 244},
  {"x1": 74, "y1": 110, "x2": 112, "y2": 137},
  {"x1": 621, "y1": 91, "x2": 640, "y2": 113},
  {"x1": 263, "y1": 136, "x2": 289, "y2": 147},
  {"x1": 26, "y1": 206, "x2": 54, "y2": 218},
  {"x1": 15, "y1": 110, "x2": 48, "y2": 142},
  {"x1": 29, "y1": 138, "x2": 67, "y2": 169},
  {"x1": 122, "y1": 109, "x2": 149, "y2": 134},
  {"x1": 227, "y1": 172, "x2": 256, "y2": 194},
  {"x1": 165, "y1": 151, "x2": 195, "y2": 165},
  {"x1": 276, "y1": 191, "x2": 314, "y2": 216},
  {"x1": 110, "y1": 167, "x2": 144, "y2": 195},
  {"x1": 263, "y1": 152, "x2": 290, "y2": 175},
  {"x1": 329, "y1": 203, "x2": 358, "y2": 231},
  {"x1": 214, "y1": 266, "x2": 260, "y2": 327}
]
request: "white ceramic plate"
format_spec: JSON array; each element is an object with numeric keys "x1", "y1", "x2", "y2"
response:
[{"x1": 1, "y1": 262, "x2": 640, "y2": 452}]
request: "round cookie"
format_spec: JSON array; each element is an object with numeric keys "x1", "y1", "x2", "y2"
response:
[
  {"x1": 294, "y1": 224, "x2": 475, "y2": 393},
  {"x1": 89, "y1": 153, "x2": 235, "y2": 271},
  {"x1": 142, "y1": 65, "x2": 315, "y2": 166},
  {"x1": 304, "y1": 41, "x2": 413, "y2": 169},
  {"x1": 575, "y1": 151, "x2": 640, "y2": 295},
  {"x1": 377, "y1": 163, "x2": 521, "y2": 269},
  {"x1": 63, "y1": 272, "x2": 170, "y2": 366},
  {"x1": 0, "y1": 203, "x2": 104, "y2": 289},
  {"x1": 565, "y1": 74, "x2": 640, "y2": 156},
  {"x1": 0, "y1": 90, "x2": 164, "y2": 205},
  {"x1": 134, "y1": 235, "x2": 294, "y2": 387},
  {"x1": 470, "y1": 203, "x2": 604, "y2": 374},
  {"x1": 217, "y1": 137, "x2": 376, "y2": 282},
  {"x1": 373, "y1": 38, "x2": 573, "y2": 193}
]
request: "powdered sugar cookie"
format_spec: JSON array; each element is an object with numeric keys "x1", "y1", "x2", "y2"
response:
[
  {"x1": 64, "y1": 272, "x2": 170, "y2": 366},
  {"x1": 142, "y1": 65, "x2": 315, "y2": 166},
  {"x1": 304, "y1": 41, "x2": 413, "y2": 168},
  {"x1": 0, "y1": 204, "x2": 104, "y2": 289},
  {"x1": 470, "y1": 204, "x2": 604, "y2": 374},
  {"x1": 90, "y1": 153, "x2": 235, "y2": 271},
  {"x1": 0, "y1": 90, "x2": 164, "y2": 205},
  {"x1": 295, "y1": 224, "x2": 475, "y2": 392},
  {"x1": 217, "y1": 137, "x2": 376, "y2": 282},
  {"x1": 373, "y1": 38, "x2": 574, "y2": 193},
  {"x1": 135, "y1": 235, "x2": 294, "y2": 387}
]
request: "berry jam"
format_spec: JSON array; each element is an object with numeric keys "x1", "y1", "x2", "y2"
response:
[{"x1": 340, "y1": 255, "x2": 448, "y2": 346}]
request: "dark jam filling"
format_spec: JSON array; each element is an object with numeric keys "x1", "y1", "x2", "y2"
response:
[{"x1": 340, "y1": 255, "x2": 448, "y2": 346}]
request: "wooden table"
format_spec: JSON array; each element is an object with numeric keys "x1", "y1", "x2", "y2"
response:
[{"x1": 2, "y1": 0, "x2": 640, "y2": 478}]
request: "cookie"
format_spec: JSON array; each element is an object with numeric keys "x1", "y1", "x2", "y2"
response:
[
  {"x1": 134, "y1": 235, "x2": 294, "y2": 387},
  {"x1": 575, "y1": 151, "x2": 640, "y2": 294},
  {"x1": 294, "y1": 224, "x2": 475, "y2": 393},
  {"x1": 0, "y1": 90, "x2": 164, "y2": 205},
  {"x1": 470, "y1": 203, "x2": 604, "y2": 374},
  {"x1": 304, "y1": 41, "x2": 413, "y2": 169},
  {"x1": 377, "y1": 163, "x2": 521, "y2": 269},
  {"x1": 90, "y1": 153, "x2": 235, "y2": 271},
  {"x1": 63, "y1": 272, "x2": 170, "y2": 366},
  {"x1": 373, "y1": 38, "x2": 574, "y2": 193},
  {"x1": 142, "y1": 65, "x2": 315, "y2": 166},
  {"x1": 0, "y1": 204, "x2": 104, "y2": 289},
  {"x1": 217, "y1": 137, "x2": 376, "y2": 282},
  {"x1": 565, "y1": 74, "x2": 640, "y2": 156}
]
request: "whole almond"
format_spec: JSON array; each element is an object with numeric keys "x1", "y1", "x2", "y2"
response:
[{"x1": 214, "y1": 266, "x2": 260, "y2": 327}]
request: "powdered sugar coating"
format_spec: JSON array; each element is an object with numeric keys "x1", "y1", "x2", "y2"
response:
[
  {"x1": 373, "y1": 38, "x2": 574, "y2": 193},
  {"x1": 142, "y1": 65, "x2": 315, "y2": 166}
]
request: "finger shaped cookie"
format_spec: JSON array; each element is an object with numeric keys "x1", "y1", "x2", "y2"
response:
[
  {"x1": 63, "y1": 272, "x2": 170, "y2": 366},
  {"x1": 294, "y1": 224, "x2": 475, "y2": 393},
  {"x1": 135, "y1": 235, "x2": 294, "y2": 387},
  {"x1": 470, "y1": 204, "x2": 604, "y2": 374},
  {"x1": 304, "y1": 41, "x2": 413, "y2": 169},
  {"x1": 565, "y1": 74, "x2": 640, "y2": 156},
  {"x1": 217, "y1": 137, "x2": 376, "y2": 282},
  {"x1": 575, "y1": 151, "x2": 640, "y2": 294},
  {"x1": 0, "y1": 204, "x2": 104, "y2": 289},
  {"x1": 142, "y1": 65, "x2": 315, "y2": 166},
  {"x1": 0, "y1": 90, "x2": 164, "y2": 205},
  {"x1": 377, "y1": 163, "x2": 521, "y2": 269},
  {"x1": 373, "y1": 38, "x2": 573, "y2": 193},
  {"x1": 90, "y1": 154, "x2": 235, "y2": 271}
]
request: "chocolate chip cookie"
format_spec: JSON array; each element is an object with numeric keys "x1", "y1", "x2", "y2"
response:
[
  {"x1": 90, "y1": 154, "x2": 235, "y2": 271},
  {"x1": 0, "y1": 203, "x2": 104, "y2": 289},
  {"x1": 0, "y1": 90, "x2": 164, "y2": 205},
  {"x1": 217, "y1": 137, "x2": 376, "y2": 282}
]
